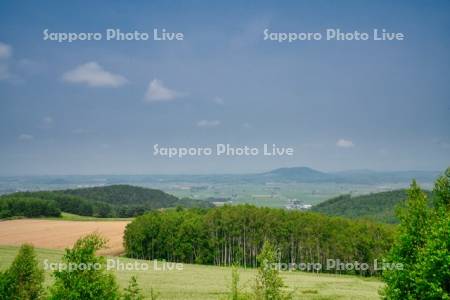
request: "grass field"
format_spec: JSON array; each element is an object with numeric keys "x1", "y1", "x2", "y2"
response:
[
  {"x1": 158, "y1": 182, "x2": 413, "y2": 208},
  {"x1": 0, "y1": 246, "x2": 383, "y2": 300},
  {"x1": 58, "y1": 212, "x2": 133, "y2": 221}
]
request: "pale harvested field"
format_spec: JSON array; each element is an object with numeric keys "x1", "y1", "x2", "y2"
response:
[{"x1": 0, "y1": 219, "x2": 130, "y2": 255}]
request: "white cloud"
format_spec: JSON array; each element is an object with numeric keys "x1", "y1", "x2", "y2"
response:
[
  {"x1": 18, "y1": 134, "x2": 34, "y2": 141},
  {"x1": 213, "y1": 96, "x2": 224, "y2": 105},
  {"x1": 197, "y1": 120, "x2": 221, "y2": 127},
  {"x1": 0, "y1": 42, "x2": 12, "y2": 60},
  {"x1": 144, "y1": 79, "x2": 182, "y2": 102},
  {"x1": 336, "y1": 139, "x2": 355, "y2": 148},
  {"x1": 62, "y1": 62, "x2": 127, "y2": 87}
]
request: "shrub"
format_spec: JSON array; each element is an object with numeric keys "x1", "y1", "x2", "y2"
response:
[
  {"x1": 122, "y1": 276, "x2": 144, "y2": 300},
  {"x1": 48, "y1": 233, "x2": 120, "y2": 300},
  {"x1": 0, "y1": 244, "x2": 44, "y2": 300},
  {"x1": 253, "y1": 241, "x2": 292, "y2": 300},
  {"x1": 224, "y1": 265, "x2": 250, "y2": 300}
]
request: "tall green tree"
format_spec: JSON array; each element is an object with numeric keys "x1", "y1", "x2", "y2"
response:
[
  {"x1": 433, "y1": 168, "x2": 450, "y2": 211},
  {"x1": 383, "y1": 180, "x2": 430, "y2": 299},
  {"x1": 48, "y1": 233, "x2": 120, "y2": 300},
  {"x1": 414, "y1": 168, "x2": 450, "y2": 299},
  {"x1": 0, "y1": 244, "x2": 44, "y2": 300},
  {"x1": 383, "y1": 169, "x2": 450, "y2": 299}
]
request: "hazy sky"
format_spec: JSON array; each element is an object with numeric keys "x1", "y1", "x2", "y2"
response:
[{"x1": 0, "y1": 0, "x2": 449, "y2": 175}]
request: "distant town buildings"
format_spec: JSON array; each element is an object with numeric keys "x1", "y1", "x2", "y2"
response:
[{"x1": 285, "y1": 199, "x2": 312, "y2": 210}]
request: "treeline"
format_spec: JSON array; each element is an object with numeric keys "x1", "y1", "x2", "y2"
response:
[
  {"x1": 312, "y1": 189, "x2": 432, "y2": 223},
  {"x1": 0, "y1": 185, "x2": 213, "y2": 219},
  {"x1": 0, "y1": 196, "x2": 61, "y2": 218},
  {"x1": 124, "y1": 205, "x2": 395, "y2": 275}
]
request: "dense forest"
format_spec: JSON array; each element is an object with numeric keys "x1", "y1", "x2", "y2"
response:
[
  {"x1": 0, "y1": 185, "x2": 212, "y2": 218},
  {"x1": 0, "y1": 196, "x2": 61, "y2": 218},
  {"x1": 124, "y1": 205, "x2": 395, "y2": 275},
  {"x1": 312, "y1": 189, "x2": 432, "y2": 223}
]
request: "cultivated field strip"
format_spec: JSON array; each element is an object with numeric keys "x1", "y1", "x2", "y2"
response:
[{"x1": 0, "y1": 219, "x2": 130, "y2": 255}]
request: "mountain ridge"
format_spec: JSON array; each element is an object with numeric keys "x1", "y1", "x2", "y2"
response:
[{"x1": 258, "y1": 166, "x2": 440, "y2": 184}]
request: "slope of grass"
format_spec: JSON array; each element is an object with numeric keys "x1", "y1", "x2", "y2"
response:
[
  {"x1": 58, "y1": 212, "x2": 133, "y2": 221},
  {"x1": 0, "y1": 245, "x2": 383, "y2": 299}
]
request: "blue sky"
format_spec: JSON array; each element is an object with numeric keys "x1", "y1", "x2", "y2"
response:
[{"x1": 0, "y1": 0, "x2": 449, "y2": 175}]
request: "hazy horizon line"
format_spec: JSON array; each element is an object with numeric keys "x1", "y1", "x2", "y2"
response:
[{"x1": 0, "y1": 166, "x2": 444, "y2": 178}]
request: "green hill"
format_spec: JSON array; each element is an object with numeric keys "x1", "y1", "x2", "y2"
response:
[
  {"x1": 61, "y1": 184, "x2": 181, "y2": 207},
  {"x1": 312, "y1": 189, "x2": 432, "y2": 223},
  {"x1": 1, "y1": 185, "x2": 212, "y2": 219}
]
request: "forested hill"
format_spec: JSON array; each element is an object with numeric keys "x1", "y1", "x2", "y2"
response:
[
  {"x1": 311, "y1": 189, "x2": 433, "y2": 223},
  {"x1": 0, "y1": 185, "x2": 212, "y2": 219},
  {"x1": 260, "y1": 167, "x2": 334, "y2": 182},
  {"x1": 61, "y1": 185, "x2": 179, "y2": 206}
]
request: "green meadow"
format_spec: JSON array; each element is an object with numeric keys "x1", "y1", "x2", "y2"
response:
[{"x1": 0, "y1": 245, "x2": 383, "y2": 300}]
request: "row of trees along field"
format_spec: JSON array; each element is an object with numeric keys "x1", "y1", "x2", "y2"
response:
[
  {"x1": 0, "y1": 196, "x2": 61, "y2": 218},
  {"x1": 124, "y1": 205, "x2": 395, "y2": 275}
]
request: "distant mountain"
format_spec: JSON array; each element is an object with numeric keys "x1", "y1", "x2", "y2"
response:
[
  {"x1": 254, "y1": 167, "x2": 441, "y2": 184},
  {"x1": 311, "y1": 189, "x2": 433, "y2": 223},
  {"x1": 259, "y1": 167, "x2": 336, "y2": 182}
]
